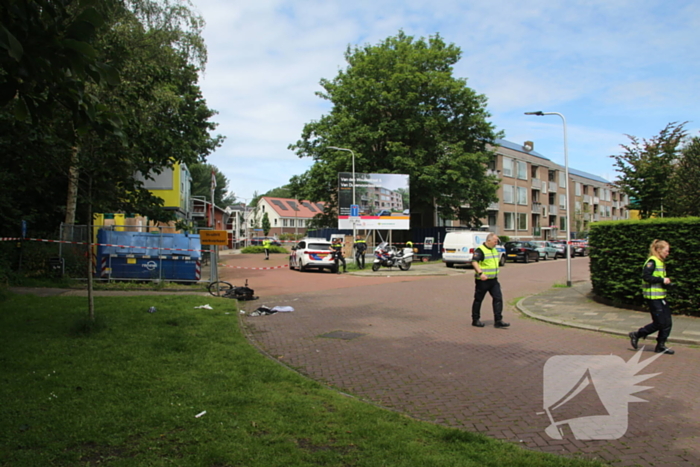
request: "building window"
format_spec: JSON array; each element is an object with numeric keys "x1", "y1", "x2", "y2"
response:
[
  {"x1": 517, "y1": 160, "x2": 527, "y2": 180},
  {"x1": 298, "y1": 219, "x2": 304, "y2": 227},
  {"x1": 517, "y1": 186, "x2": 527, "y2": 205},
  {"x1": 517, "y1": 213, "x2": 528, "y2": 230},
  {"x1": 560, "y1": 216, "x2": 567, "y2": 231},
  {"x1": 502, "y1": 157, "x2": 513, "y2": 177},
  {"x1": 559, "y1": 171, "x2": 566, "y2": 188},
  {"x1": 504, "y1": 212, "x2": 514, "y2": 230},
  {"x1": 575, "y1": 182, "x2": 582, "y2": 196},
  {"x1": 503, "y1": 185, "x2": 514, "y2": 204},
  {"x1": 282, "y1": 219, "x2": 288, "y2": 227},
  {"x1": 559, "y1": 194, "x2": 567, "y2": 210}
]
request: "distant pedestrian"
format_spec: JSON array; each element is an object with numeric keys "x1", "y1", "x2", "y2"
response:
[
  {"x1": 262, "y1": 238, "x2": 271, "y2": 260},
  {"x1": 471, "y1": 232, "x2": 509, "y2": 328},
  {"x1": 629, "y1": 239, "x2": 675, "y2": 354}
]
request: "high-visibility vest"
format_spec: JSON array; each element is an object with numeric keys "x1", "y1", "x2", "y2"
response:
[
  {"x1": 476, "y1": 244, "x2": 499, "y2": 279},
  {"x1": 262, "y1": 239, "x2": 271, "y2": 248},
  {"x1": 642, "y1": 256, "x2": 666, "y2": 300}
]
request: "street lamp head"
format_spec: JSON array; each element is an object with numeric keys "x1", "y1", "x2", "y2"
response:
[{"x1": 524, "y1": 111, "x2": 545, "y2": 116}]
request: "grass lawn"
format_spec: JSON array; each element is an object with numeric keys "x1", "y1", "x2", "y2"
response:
[{"x1": 0, "y1": 292, "x2": 605, "y2": 467}]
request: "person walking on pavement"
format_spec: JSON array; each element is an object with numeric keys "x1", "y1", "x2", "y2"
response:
[
  {"x1": 353, "y1": 235, "x2": 367, "y2": 269},
  {"x1": 262, "y1": 238, "x2": 271, "y2": 260},
  {"x1": 331, "y1": 237, "x2": 346, "y2": 273},
  {"x1": 629, "y1": 239, "x2": 675, "y2": 354},
  {"x1": 471, "y1": 232, "x2": 509, "y2": 328}
]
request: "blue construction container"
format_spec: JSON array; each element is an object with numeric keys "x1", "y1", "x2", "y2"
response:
[{"x1": 97, "y1": 230, "x2": 202, "y2": 281}]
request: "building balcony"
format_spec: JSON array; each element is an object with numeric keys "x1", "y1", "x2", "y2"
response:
[
  {"x1": 531, "y1": 202, "x2": 542, "y2": 213},
  {"x1": 531, "y1": 178, "x2": 541, "y2": 189},
  {"x1": 583, "y1": 195, "x2": 592, "y2": 204},
  {"x1": 548, "y1": 181, "x2": 557, "y2": 192},
  {"x1": 594, "y1": 214, "x2": 600, "y2": 221},
  {"x1": 487, "y1": 202, "x2": 499, "y2": 211},
  {"x1": 549, "y1": 205, "x2": 558, "y2": 216},
  {"x1": 583, "y1": 213, "x2": 591, "y2": 220},
  {"x1": 593, "y1": 196, "x2": 600, "y2": 204}
]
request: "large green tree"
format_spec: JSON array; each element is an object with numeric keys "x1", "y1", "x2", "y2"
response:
[
  {"x1": 189, "y1": 163, "x2": 234, "y2": 206},
  {"x1": 0, "y1": 0, "x2": 222, "y2": 236},
  {"x1": 288, "y1": 31, "x2": 500, "y2": 227},
  {"x1": 666, "y1": 135, "x2": 700, "y2": 217},
  {"x1": 611, "y1": 122, "x2": 687, "y2": 219}
]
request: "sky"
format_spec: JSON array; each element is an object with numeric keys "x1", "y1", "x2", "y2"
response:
[{"x1": 191, "y1": 0, "x2": 699, "y2": 203}]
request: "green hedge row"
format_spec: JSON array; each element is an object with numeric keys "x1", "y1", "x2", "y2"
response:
[
  {"x1": 240, "y1": 246, "x2": 288, "y2": 255},
  {"x1": 589, "y1": 217, "x2": 700, "y2": 316}
]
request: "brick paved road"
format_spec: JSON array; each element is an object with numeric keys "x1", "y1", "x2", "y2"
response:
[{"x1": 231, "y1": 255, "x2": 700, "y2": 466}]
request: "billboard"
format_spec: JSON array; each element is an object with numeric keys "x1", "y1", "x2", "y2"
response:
[{"x1": 338, "y1": 172, "x2": 410, "y2": 230}]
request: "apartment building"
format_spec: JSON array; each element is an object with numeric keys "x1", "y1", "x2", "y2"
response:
[{"x1": 447, "y1": 139, "x2": 629, "y2": 239}]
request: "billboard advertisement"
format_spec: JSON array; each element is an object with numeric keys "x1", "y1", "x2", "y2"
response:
[{"x1": 338, "y1": 172, "x2": 410, "y2": 230}]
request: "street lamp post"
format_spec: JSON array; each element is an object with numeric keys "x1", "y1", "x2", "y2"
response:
[
  {"x1": 328, "y1": 146, "x2": 357, "y2": 261},
  {"x1": 525, "y1": 111, "x2": 572, "y2": 287}
]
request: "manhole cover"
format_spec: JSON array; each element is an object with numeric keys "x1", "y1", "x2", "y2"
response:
[{"x1": 318, "y1": 331, "x2": 364, "y2": 340}]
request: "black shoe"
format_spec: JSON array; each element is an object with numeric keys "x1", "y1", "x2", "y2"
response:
[
  {"x1": 494, "y1": 321, "x2": 510, "y2": 328},
  {"x1": 629, "y1": 331, "x2": 639, "y2": 350},
  {"x1": 472, "y1": 320, "x2": 485, "y2": 327},
  {"x1": 655, "y1": 345, "x2": 675, "y2": 355}
]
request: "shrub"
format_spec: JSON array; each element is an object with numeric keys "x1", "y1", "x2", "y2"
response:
[
  {"x1": 589, "y1": 217, "x2": 700, "y2": 316},
  {"x1": 241, "y1": 246, "x2": 288, "y2": 254}
]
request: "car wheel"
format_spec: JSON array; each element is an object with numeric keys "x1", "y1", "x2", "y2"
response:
[
  {"x1": 544, "y1": 253, "x2": 549, "y2": 261},
  {"x1": 330, "y1": 265, "x2": 338, "y2": 274},
  {"x1": 535, "y1": 253, "x2": 540, "y2": 262},
  {"x1": 289, "y1": 257, "x2": 295, "y2": 270},
  {"x1": 299, "y1": 260, "x2": 307, "y2": 272},
  {"x1": 524, "y1": 254, "x2": 530, "y2": 264},
  {"x1": 499, "y1": 255, "x2": 506, "y2": 267},
  {"x1": 446, "y1": 262, "x2": 454, "y2": 268}
]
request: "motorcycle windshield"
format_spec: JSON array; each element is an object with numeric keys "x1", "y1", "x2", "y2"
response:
[{"x1": 375, "y1": 242, "x2": 388, "y2": 251}]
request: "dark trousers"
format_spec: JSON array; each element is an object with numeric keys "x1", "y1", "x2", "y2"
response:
[
  {"x1": 472, "y1": 278, "x2": 503, "y2": 322},
  {"x1": 355, "y1": 249, "x2": 366, "y2": 268},
  {"x1": 638, "y1": 299, "x2": 673, "y2": 344},
  {"x1": 264, "y1": 248, "x2": 270, "y2": 259}
]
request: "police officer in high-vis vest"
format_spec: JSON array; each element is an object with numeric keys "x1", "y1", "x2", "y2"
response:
[
  {"x1": 353, "y1": 235, "x2": 367, "y2": 269},
  {"x1": 470, "y1": 233, "x2": 509, "y2": 328},
  {"x1": 262, "y1": 238, "x2": 271, "y2": 260},
  {"x1": 629, "y1": 239, "x2": 675, "y2": 354}
]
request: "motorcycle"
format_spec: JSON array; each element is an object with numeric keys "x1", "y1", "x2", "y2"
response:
[{"x1": 372, "y1": 242, "x2": 414, "y2": 271}]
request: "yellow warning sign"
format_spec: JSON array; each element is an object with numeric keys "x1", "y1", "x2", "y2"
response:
[{"x1": 200, "y1": 230, "x2": 228, "y2": 246}]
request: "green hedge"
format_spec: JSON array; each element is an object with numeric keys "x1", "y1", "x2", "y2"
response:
[
  {"x1": 589, "y1": 217, "x2": 700, "y2": 316},
  {"x1": 240, "y1": 246, "x2": 288, "y2": 254}
]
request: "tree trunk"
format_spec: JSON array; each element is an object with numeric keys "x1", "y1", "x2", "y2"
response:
[
  {"x1": 64, "y1": 143, "x2": 80, "y2": 240},
  {"x1": 86, "y1": 177, "x2": 95, "y2": 322}
]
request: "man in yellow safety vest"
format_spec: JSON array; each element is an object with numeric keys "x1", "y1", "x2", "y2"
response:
[{"x1": 470, "y1": 233, "x2": 509, "y2": 329}]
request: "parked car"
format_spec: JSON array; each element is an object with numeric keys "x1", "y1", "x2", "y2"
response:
[
  {"x1": 570, "y1": 240, "x2": 589, "y2": 257},
  {"x1": 289, "y1": 237, "x2": 337, "y2": 273},
  {"x1": 550, "y1": 240, "x2": 574, "y2": 259},
  {"x1": 504, "y1": 241, "x2": 540, "y2": 263},
  {"x1": 530, "y1": 241, "x2": 559, "y2": 261},
  {"x1": 251, "y1": 236, "x2": 281, "y2": 247},
  {"x1": 374, "y1": 209, "x2": 392, "y2": 217}
]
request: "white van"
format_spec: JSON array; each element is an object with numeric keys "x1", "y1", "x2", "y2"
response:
[{"x1": 441, "y1": 231, "x2": 506, "y2": 268}]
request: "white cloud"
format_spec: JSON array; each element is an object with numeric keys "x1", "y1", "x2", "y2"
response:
[{"x1": 192, "y1": 0, "x2": 699, "y2": 199}]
